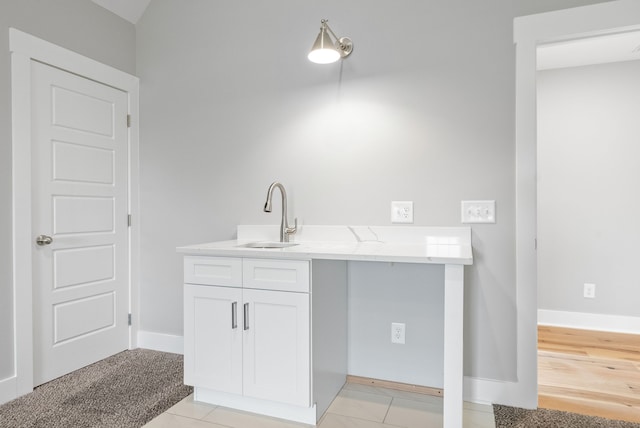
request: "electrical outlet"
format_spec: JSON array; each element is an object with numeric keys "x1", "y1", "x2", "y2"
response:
[
  {"x1": 584, "y1": 283, "x2": 596, "y2": 299},
  {"x1": 391, "y1": 322, "x2": 406, "y2": 344},
  {"x1": 391, "y1": 201, "x2": 414, "y2": 224}
]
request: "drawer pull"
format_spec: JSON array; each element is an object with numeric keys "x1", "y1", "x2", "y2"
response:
[
  {"x1": 244, "y1": 303, "x2": 249, "y2": 330},
  {"x1": 231, "y1": 301, "x2": 237, "y2": 329}
]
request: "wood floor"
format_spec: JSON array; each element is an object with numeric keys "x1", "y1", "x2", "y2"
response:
[{"x1": 538, "y1": 325, "x2": 640, "y2": 423}]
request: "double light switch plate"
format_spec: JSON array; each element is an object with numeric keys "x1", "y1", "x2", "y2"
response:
[{"x1": 461, "y1": 200, "x2": 496, "y2": 224}]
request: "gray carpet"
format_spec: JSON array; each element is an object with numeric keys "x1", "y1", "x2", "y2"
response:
[
  {"x1": 494, "y1": 404, "x2": 640, "y2": 427},
  {"x1": 0, "y1": 349, "x2": 192, "y2": 428}
]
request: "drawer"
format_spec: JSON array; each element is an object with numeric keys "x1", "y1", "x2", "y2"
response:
[
  {"x1": 243, "y1": 259, "x2": 309, "y2": 293},
  {"x1": 184, "y1": 256, "x2": 242, "y2": 287}
]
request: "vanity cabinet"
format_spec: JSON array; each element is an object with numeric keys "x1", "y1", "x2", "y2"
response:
[
  {"x1": 183, "y1": 256, "x2": 310, "y2": 408},
  {"x1": 179, "y1": 226, "x2": 471, "y2": 427}
]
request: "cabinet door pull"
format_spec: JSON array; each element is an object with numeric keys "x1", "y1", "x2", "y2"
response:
[
  {"x1": 231, "y1": 301, "x2": 237, "y2": 329},
  {"x1": 243, "y1": 303, "x2": 249, "y2": 330}
]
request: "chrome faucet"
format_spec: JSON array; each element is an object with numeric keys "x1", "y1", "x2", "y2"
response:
[{"x1": 263, "y1": 181, "x2": 297, "y2": 242}]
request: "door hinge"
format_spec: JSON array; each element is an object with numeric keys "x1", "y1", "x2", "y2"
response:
[
  {"x1": 127, "y1": 114, "x2": 131, "y2": 128},
  {"x1": 127, "y1": 214, "x2": 132, "y2": 227},
  {"x1": 128, "y1": 313, "x2": 132, "y2": 326}
]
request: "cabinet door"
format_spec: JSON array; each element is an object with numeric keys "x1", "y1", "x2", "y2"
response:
[
  {"x1": 242, "y1": 289, "x2": 310, "y2": 407},
  {"x1": 184, "y1": 284, "x2": 242, "y2": 394}
]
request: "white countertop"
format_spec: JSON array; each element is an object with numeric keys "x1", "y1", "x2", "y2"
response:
[{"x1": 177, "y1": 225, "x2": 473, "y2": 265}]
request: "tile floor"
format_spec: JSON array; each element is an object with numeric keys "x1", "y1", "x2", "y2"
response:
[{"x1": 144, "y1": 383, "x2": 496, "y2": 428}]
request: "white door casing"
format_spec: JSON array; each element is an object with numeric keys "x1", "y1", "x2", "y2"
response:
[
  {"x1": 508, "y1": 0, "x2": 640, "y2": 410},
  {"x1": 31, "y1": 61, "x2": 129, "y2": 385},
  {"x1": 10, "y1": 28, "x2": 139, "y2": 399}
]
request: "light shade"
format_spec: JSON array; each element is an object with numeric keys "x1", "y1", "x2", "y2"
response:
[
  {"x1": 308, "y1": 26, "x2": 341, "y2": 64},
  {"x1": 308, "y1": 20, "x2": 353, "y2": 64}
]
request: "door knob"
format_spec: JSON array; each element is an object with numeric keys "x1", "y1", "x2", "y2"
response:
[{"x1": 36, "y1": 235, "x2": 53, "y2": 246}]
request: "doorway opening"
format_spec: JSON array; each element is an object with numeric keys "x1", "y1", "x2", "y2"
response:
[
  {"x1": 535, "y1": 31, "x2": 640, "y2": 422},
  {"x1": 514, "y1": 0, "x2": 640, "y2": 413}
]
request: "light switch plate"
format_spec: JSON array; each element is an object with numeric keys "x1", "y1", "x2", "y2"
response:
[
  {"x1": 391, "y1": 201, "x2": 414, "y2": 224},
  {"x1": 461, "y1": 200, "x2": 496, "y2": 224}
]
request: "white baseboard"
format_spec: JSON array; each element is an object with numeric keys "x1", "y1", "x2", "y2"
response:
[
  {"x1": 538, "y1": 309, "x2": 640, "y2": 334},
  {"x1": 137, "y1": 331, "x2": 183, "y2": 355},
  {"x1": 0, "y1": 375, "x2": 17, "y2": 406},
  {"x1": 464, "y1": 376, "x2": 536, "y2": 409}
]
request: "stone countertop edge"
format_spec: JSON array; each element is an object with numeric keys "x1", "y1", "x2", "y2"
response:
[{"x1": 177, "y1": 225, "x2": 473, "y2": 266}]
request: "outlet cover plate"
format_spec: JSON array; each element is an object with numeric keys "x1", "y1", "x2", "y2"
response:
[
  {"x1": 461, "y1": 200, "x2": 496, "y2": 224},
  {"x1": 391, "y1": 322, "x2": 406, "y2": 344},
  {"x1": 584, "y1": 283, "x2": 596, "y2": 299},
  {"x1": 391, "y1": 201, "x2": 414, "y2": 224}
]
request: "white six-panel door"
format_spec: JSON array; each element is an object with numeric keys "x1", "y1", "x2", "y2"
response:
[{"x1": 31, "y1": 60, "x2": 130, "y2": 386}]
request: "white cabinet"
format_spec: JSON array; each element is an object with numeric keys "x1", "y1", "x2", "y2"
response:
[
  {"x1": 243, "y1": 259, "x2": 310, "y2": 293},
  {"x1": 243, "y1": 288, "x2": 309, "y2": 407},
  {"x1": 184, "y1": 256, "x2": 242, "y2": 287},
  {"x1": 183, "y1": 256, "x2": 310, "y2": 408},
  {"x1": 184, "y1": 284, "x2": 242, "y2": 394}
]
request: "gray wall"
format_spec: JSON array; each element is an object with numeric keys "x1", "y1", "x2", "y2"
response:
[
  {"x1": 348, "y1": 262, "x2": 445, "y2": 386},
  {"x1": 0, "y1": 0, "x2": 135, "y2": 382},
  {"x1": 136, "y1": 0, "x2": 611, "y2": 386},
  {"x1": 538, "y1": 60, "x2": 640, "y2": 317}
]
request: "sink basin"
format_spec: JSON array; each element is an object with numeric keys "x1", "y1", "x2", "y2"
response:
[{"x1": 238, "y1": 242, "x2": 300, "y2": 249}]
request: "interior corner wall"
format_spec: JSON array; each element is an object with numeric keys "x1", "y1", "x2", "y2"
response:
[
  {"x1": 135, "y1": 0, "x2": 612, "y2": 393},
  {"x1": 537, "y1": 60, "x2": 640, "y2": 319},
  {"x1": 136, "y1": 0, "x2": 519, "y2": 384},
  {"x1": 0, "y1": 0, "x2": 135, "y2": 389}
]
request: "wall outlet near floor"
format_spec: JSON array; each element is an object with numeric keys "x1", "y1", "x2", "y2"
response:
[
  {"x1": 391, "y1": 201, "x2": 414, "y2": 224},
  {"x1": 583, "y1": 283, "x2": 596, "y2": 299},
  {"x1": 391, "y1": 322, "x2": 406, "y2": 344}
]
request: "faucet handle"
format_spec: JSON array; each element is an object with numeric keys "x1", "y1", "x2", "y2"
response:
[{"x1": 286, "y1": 218, "x2": 298, "y2": 236}]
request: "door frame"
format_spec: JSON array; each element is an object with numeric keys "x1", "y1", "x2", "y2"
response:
[
  {"x1": 9, "y1": 28, "x2": 140, "y2": 397},
  {"x1": 509, "y1": 0, "x2": 640, "y2": 409}
]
